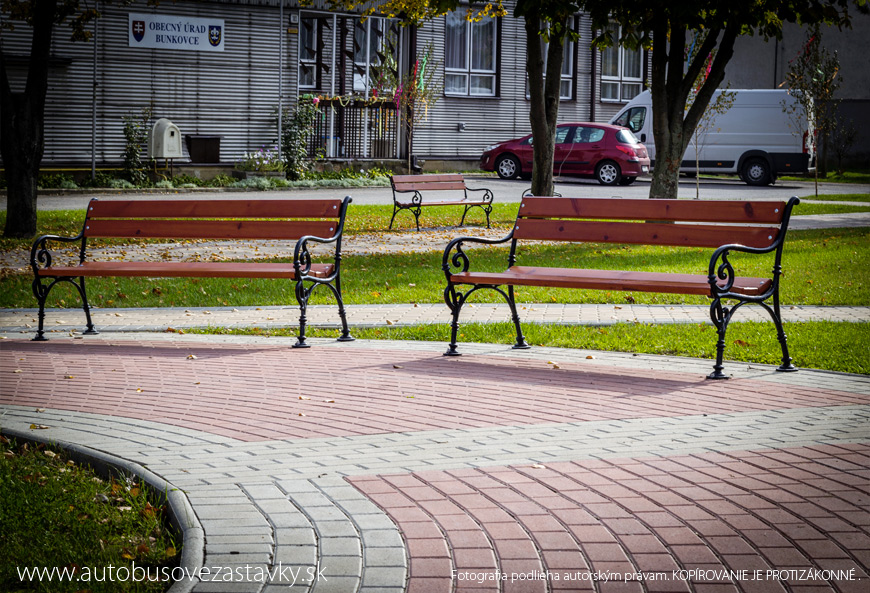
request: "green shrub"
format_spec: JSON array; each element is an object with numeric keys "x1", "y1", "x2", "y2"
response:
[{"x1": 38, "y1": 173, "x2": 79, "y2": 189}]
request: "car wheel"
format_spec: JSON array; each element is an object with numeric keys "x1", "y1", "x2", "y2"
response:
[
  {"x1": 742, "y1": 157, "x2": 772, "y2": 186},
  {"x1": 495, "y1": 154, "x2": 521, "y2": 180},
  {"x1": 618, "y1": 176, "x2": 636, "y2": 186},
  {"x1": 595, "y1": 160, "x2": 621, "y2": 185}
]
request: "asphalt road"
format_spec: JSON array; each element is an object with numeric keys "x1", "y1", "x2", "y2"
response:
[{"x1": 1, "y1": 175, "x2": 867, "y2": 210}]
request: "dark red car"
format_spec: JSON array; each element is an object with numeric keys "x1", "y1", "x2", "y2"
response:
[{"x1": 479, "y1": 123, "x2": 650, "y2": 185}]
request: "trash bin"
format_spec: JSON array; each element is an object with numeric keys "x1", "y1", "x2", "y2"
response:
[{"x1": 185, "y1": 135, "x2": 221, "y2": 163}]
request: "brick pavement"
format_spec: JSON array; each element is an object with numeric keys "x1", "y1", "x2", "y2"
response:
[{"x1": 1, "y1": 334, "x2": 868, "y2": 593}]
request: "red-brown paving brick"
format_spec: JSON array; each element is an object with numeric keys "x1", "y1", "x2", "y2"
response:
[
  {"x1": 348, "y1": 444, "x2": 869, "y2": 593},
  {"x1": 2, "y1": 338, "x2": 865, "y2": 441}
]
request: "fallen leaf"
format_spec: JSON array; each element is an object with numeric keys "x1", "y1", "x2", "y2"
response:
[
  {"x1": 44, "y1": 450, "x2": 57, "y2": 458},
  {"x1": 187, "y1": 354, "x2": 198, "y2": 360},
  {"x1": 30, "y1": 424, "x2": 50, "y2": 430},
  {"x1": 324, "y1": 399, "x2": 335, "y2": 403},
  {"x1": 733, "y1": 339, "x2": 751, "y2": 347},
  {"x1": 531, "y1": 464, "x2": 546, "y2": 469},
  {"x1": 386, "y1": 319, "x2": 394, "y2": 325},
  {"x1": 586, "y1": 355, "x2": 596, "y2": 360},
  {"x1": 64, "y1": 375, "x2": 75, "y2": 379},
  {"x1": 393, "y1": 364, "x2": 403, "y2": 369},
  {"x1": 35, "y1": 408, "x2": 46, "y2": 413},
  {"x1": 299, "y1": 396, "x2": 311, "y2": 400},
  {"x1": 14, "y1": 369, "x2": 22, "y2": 373}
]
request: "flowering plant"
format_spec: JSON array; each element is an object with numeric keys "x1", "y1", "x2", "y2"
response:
[{"x1": 235, "y1": 145, "x2": 284, "y2": 172}]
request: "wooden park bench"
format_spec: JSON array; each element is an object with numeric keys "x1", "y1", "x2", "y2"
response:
[
  {"x1": 389, "y1": 173, "x2": 494, "y2": 231},
  {"x1": 30, "y1": 196, "x2": 354, "y2": 348},
  {"x1": 442, "y1": 196, "x2": 801, "y2": 379}
]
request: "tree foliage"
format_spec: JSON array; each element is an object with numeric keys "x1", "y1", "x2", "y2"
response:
[
  {"x1": 580, "y1": 0, "x2": 858, "y2": 197},
  {"x1": 783, "y1": 26, "x2": 842, "y2": 194}
]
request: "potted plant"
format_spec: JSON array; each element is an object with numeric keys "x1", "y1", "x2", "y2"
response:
[{"x1": 233, "y1": 145, "x2": 286, "y2": 179}]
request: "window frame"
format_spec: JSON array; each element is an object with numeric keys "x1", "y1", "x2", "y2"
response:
[
  {"x1": 444, "y1": 10, "x2": 498, "y2": 97},
  {"x1": 599, "y1": 25, "x2": 644, "y2": 103},
  {"x1": 353, "y1": 17, "x2": 388, "y2": 93},
  {"x1": 298, "y1": 16, "x2": 319, "y2": 89}
]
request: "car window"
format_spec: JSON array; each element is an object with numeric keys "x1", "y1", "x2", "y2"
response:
[
  {"x1": 555, "y1": 126, "x2": 571, "y2": 144},
  {"x1": 571, "y1": 127, "x2": 605, "y2": 144},
  {"x1": 616, "y1": 129, "x2": 640, "y2": 144},
  {"x1": 615, "y1": 107, "x2": 646, "y2": 133}
]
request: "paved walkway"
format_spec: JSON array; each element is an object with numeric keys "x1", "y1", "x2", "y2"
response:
[
  {"x1": 2, "y1": 191, "x2": 868, "y2": 592},
  {"x1": 2, "y1": 332, "x2": 869, "y2": 593},
  {"x1": 2, "y1": 303, "x2": 870, "y2": 337}
]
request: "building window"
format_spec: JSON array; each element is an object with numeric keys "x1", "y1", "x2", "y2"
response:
[
  {"x1": 445, "y1": 10, "x2": 497, "y2": 96},
  {"x1": 354, "y1": 17, "x2": 387, "y2": 92},
  {"x1": 559, "y1": 37, "x2": 574, "y2": 100},
  {"x1": 299, "y1": 17, "x2": 318, "y2": 88},
  {"x1": 600, "y1": 25, "x2": 643, "y2": 102}
]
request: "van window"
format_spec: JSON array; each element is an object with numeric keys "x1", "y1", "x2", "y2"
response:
[{"x1": 614, "y1": 107, "x2": 646, "y2": 134}]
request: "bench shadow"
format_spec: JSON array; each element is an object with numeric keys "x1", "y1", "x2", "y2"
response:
[{"x1": 364, "y1": 355, "x2": 704, "y2": 398}]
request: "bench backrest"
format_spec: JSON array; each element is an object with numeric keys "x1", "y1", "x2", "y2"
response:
[
  {"x1": 391, "y1": 174, "x2": 467, "y2": 192},
  {"x1": 514, "y1": 197, "x2": 796, "y2": 249},
  {"x1": 81, "y1": 198, "x2": 349, "y2": 240}
]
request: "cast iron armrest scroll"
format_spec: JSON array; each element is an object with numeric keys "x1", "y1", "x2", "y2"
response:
[
  {"x1": 465, "y1": 186, "x2": 494, "y2": 203},
  {"x1": 293, "y1": 232, "x2": 341, "y2": 279},
  {"x1": 30, "y1": 232, "x2": 87, "y2": 274},
  {"x1": 441, "y1": 230, "x2": 515, "y2": 279},
  {"x1": 707, "y1": 242, "x2": 780, "y2": 299}
]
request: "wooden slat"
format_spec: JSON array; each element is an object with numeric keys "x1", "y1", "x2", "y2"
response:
[
  {"x1": 86, "y1": 199, "x2": 344, "y2": 220},
  {"x1": 38, "y1": 262, "x2": 335, "y2": 279},
  {"x1": 392, "y1": 180, "x2": 467, "y2": 191},
  {"x1": 518, "y1": 197, "x2": 789, "y2": 224},
  {"x1": 83, "y1": 219, "x2": 338, "y2": 240},
  {"x1": 450, "y1": 267, "x2": 773, "y2": 297},
  {"x1": 513, "y1": 219, "x2": 780, "y2": 249},
  {"x1": 395, "y1": 199, "x2": 488, "y2": 207},
  {"x1": 392, "y1": 174, "x2": 464, "y2": 183}
]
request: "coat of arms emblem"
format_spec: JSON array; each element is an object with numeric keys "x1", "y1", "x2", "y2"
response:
[
  {"x1": 209, "y1": 25, "x2": 222, "y2": 47},
  {"x1": 132, "y1": 20, "x2": 145, "y2": 42}
]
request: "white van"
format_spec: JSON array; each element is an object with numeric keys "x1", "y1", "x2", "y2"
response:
[{"x1": 609, "y1": 89, "x2": 813, "y2": 185}]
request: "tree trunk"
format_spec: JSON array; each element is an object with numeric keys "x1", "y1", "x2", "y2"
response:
[
  {"x1": 647, "y1": 19, "x2": 737, "y2": 199},
  {"x1": 1, "y1": 0, "x2": 58, "y2": 238},
  {"x1": 524, "y1": 15, "x2": 565, "y2": 197}
]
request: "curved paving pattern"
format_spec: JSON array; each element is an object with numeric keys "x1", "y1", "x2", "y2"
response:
[{"x1": 1, "y1": 335, "x2": 868, "y2": 593}]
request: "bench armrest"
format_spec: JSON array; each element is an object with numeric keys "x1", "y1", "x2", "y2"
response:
[
  {"x1": 293, "y1": 196, "x2": 352, "y2": 278},
  {"x1": 442, "y1": 231, "x2": 514, "y2": 278},
  {"x1": 465, "y1": 186, "x2": 494, "y2": 203},
  {"x1": 393, "y1": 190, "x2": 423, "y2": 207},
  {"x1": 30, "y1": 232, "x2": 86, "y2": 274},
  {"x1": 708, "y1": 196, "x2": 800, "y2": 298}
]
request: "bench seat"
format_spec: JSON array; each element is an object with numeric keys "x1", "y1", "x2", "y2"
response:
[
  {"x1": 450, "y1": 267, "x2": 772, "y2": 297},
  {"x1": 37, "y1": 262, "x2": 335, "y2": 279}
]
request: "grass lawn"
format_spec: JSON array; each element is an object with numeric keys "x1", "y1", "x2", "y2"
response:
[
  {"x1": 780, "y1": 170, "x2": 870, "y2": 184},
  {"x1": 0, "y1": 436, "x2": 177, "y2": 592},
  {"x1": 197, "y1": 320, "x2": 869, "y2": 376},
  {"x1": 1, "y1": 226, "x2": 866, "y2": 308}
]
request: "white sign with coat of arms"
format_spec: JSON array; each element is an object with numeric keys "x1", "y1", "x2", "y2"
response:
[{"x1": 129, "y1": 13, "x2": 224, "y2": 52}]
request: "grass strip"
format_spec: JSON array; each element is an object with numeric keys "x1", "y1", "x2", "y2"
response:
[
  {"x1": 779, "y1": 171, "x2": 870, "y2": 184},
  {"x1": 193, "y1": 321, "x2": 869, "y2": 376},
  {"x1": 2, "y1": 227, "x2": 867, "y2": 308},
  {"x1": 0, "y1": 436, "x2": 177, "y2": 592}
]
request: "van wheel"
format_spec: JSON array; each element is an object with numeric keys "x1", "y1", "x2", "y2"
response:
[
  {"x1": 495, "y1": 155, "x2": 521, "y2": 180},
  {"x1": 618, "y1": 176, "x2": 636, "y2": 186},
  {"x1": 595, "y1": 160, "x2": 621, "y2": 185},
  {"x1": 742, "y1": 157, "x2": 772, "y2": 186}
]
